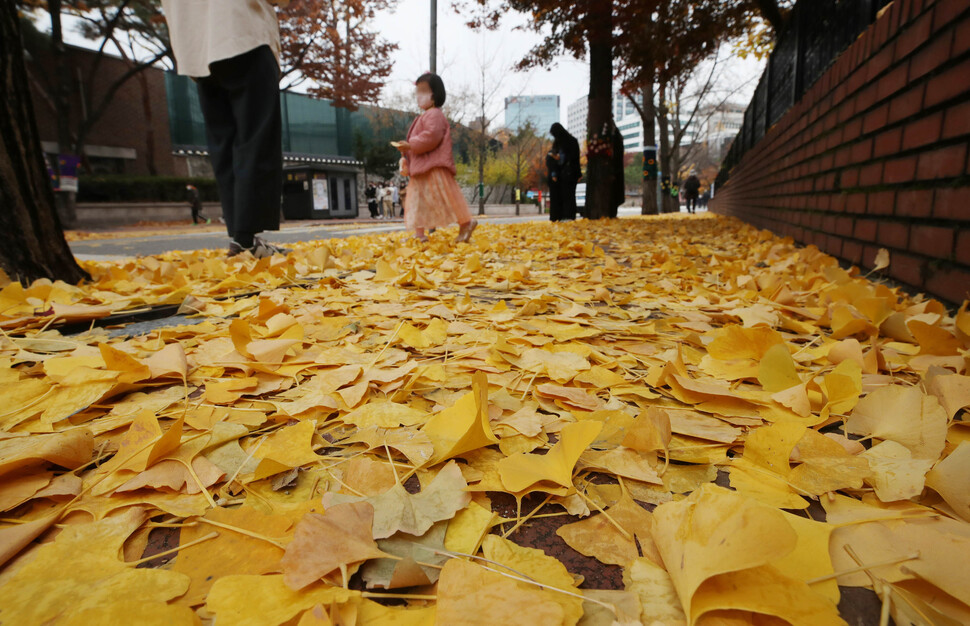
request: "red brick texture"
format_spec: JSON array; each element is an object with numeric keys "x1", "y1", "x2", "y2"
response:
[
  {"x1": 27, "y1": 44, "x2": 186, "y2": 177},
  {"x1": 712, "y1": 0, "x2": 970, "y2": 306}
]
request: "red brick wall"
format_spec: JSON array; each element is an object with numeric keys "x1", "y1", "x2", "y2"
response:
[
  {"x1": 711, "y1": 0, "x2": 970, "y2": 306},
  {"x1": 27, "y1": 44, "x2": 181, "y2": 177}
]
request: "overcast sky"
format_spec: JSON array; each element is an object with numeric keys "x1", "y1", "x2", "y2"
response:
[{"x1": 50, "y1": 2, "x2": 766, "y2": 126}]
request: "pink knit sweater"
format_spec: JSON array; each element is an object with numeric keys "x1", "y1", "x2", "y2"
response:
[{"x1": 405, "y1": 107, "x2": 456, "y2": 177}]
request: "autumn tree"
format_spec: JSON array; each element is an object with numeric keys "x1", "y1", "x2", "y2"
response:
[
  {"x1": 496, "y1": 122, "x2": 545, "y2": 215},
  {"x1": 614, "y1": 0, "x2": 753, "y2": 214},
  {"x1": 457, "y1": 0, "x2": 621, "y2": 219},
  {"x1": 279, "y1": 0, "x2": 397, "y2": 111},
  {"x1": 18, "y1": 0, "x2": 170, "y2": 226},
  {"x1": 2, "y1": 1, "x2": 88, "y2": 283}
]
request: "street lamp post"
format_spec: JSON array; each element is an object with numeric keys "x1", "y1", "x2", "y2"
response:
[{"x1": 430, "y1": 0, "x2": 437, "y2": 74}]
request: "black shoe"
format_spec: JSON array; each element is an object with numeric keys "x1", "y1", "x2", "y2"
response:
[{"x1": 227, "y1": 236, "x2": 290, "y2": 259}]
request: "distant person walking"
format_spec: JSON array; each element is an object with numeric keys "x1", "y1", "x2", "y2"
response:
[
  {"x1": 684, "y1": 173, "x2": 701, "y2": 214},
  {"x1": 161, "y1": 0, "x2": 290, "y2": 258},
  {"x1": 365, "y1": 182, "x2": 379, "y2": 218},
  {"x1": 391, "y1": 182, "x2": 400, "y2": 217},
  {"x1": 549, "y1": 123, "x2": 580, "y2": 221},
  {"x1": 395, "y1": 73, "x2": 477, "y2": 244},
  {"x1": 380, "y1": 183, "x2": 393, "y2": 219},
  {"x1": 700, "y1": 189, "x2": 711, "y2": 211},
  {"x1": 546, "y1": 147, "x2": 562, "y2": 221},
  {"x1": 186, "y1": 184, "x2": 209, "y2": 224}
]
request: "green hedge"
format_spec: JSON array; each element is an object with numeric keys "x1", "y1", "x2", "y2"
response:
[{"x1": 77, "y1": 176, "x2": 220, "y2": 203}]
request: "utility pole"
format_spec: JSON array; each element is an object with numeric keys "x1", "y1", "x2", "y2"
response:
[{"x1": 430, "y1": 0, "x2": 437, "y2": 73}]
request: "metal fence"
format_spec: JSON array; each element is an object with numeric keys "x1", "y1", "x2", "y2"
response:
[{"x1": 716, "y1": 0, "x2": 894, "y2": 187}]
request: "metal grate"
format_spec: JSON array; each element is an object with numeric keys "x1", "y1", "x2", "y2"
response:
[{"x1": 716, "y1": 0, "x2": 894, "y2": 188}]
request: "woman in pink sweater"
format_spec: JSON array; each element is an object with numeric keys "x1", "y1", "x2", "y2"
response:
[{"x1": 395, "y1": 73, "x2": 477, "y2": 243}]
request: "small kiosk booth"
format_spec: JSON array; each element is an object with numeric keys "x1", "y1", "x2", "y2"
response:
[{"x1": 282, "y1": 162, "x2": 360, "y2": 220}]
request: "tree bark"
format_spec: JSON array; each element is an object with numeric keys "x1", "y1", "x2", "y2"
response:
[
  {"x1": 136, "y1": 69, "x2": 157, "y2": 175},
  {"x1": 657, "y1": 79, "x2": 674, "y2": 214},
  {"x1": 1, "y1": 1, "x2": 88, "y2": 284},
  {"x1": 639, "y1": 79, "x2": 658, "y2": 215},
  {"x1": 48, "y1": 0, "x2": 77, "y2": 228},
  {"x1": 584, "y1": 0, "x2": 613, "y2": 220}
]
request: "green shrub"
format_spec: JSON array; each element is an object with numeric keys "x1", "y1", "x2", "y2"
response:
[{"x1": 77, "y1": 176, "x2": 220, "y2": 203}]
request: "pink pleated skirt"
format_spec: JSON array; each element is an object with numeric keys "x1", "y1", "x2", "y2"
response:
[{"x1": 404, "y1": 167, "x2": 472, "y2": 231}]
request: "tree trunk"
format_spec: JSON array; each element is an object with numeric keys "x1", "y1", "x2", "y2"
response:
[
  {"x1": 585, "y1": 0, "x2": 613, "y2": 220},
  {"x1": 657, "y1": 80, "x2": 674, "y2": 214},
  {"x1": 1, "y1": 1, "x2": 88, "y2": 284},
  {"x1": 48, "y1": 0, "x2": 77, "y2": 228},
  {"x1": 640, "y1": 79, "x2": 658, "y2": 215},
  {"x1": 136, "y1": 65, "x2": 157, "y2": 175},
  {"x1": 477, "y1": 136, "x2": 486, "y2": 216}
]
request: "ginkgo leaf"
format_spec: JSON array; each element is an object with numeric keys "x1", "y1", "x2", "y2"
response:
[
  {"x1": 621, "y1": 407, "x2": 671, "y2": 454},
  {"x1": 845, "y1": 384, "x2": 947, "y2": 460},
  {"x1": 281, "y1": 501, "x2": 389, "y2": 590},
  {"x1": 322, "y1": 460, "x2": 471, "y2": 539},
  {"x1": 0, "y1": 509, "x2": 192, "y2": 624},
  {"x1": 436, "y1": 558, "x2": 565, "y2": 625},
  {"x1": 481, "y1": 534, "x2": 584, "y2": 623},
  {"x1": 173, "y1": 504, "x2": 292, "y2": 606},
  {"x1": 860, "y1": 440, "x2": 935, "y2": 501},
  {"x1": 498, "y1": 420, "x2": 602, "y2": 493},
  {"x1": 361, "y1": 520, "x2": 449, "y2": 589},
  {"x1": 0, "y1": 428, "x2": 94, "y2": 477},
  {"x1": 206, "y1": 575, "x2": 358, "y2": 626},
  {"x1": 651, "y1": 484, "x2": 801, "y2": 621},
  {"x1": 421, "y1": 371, "x2": 498, "y2": 464},
  {"x1": 758, "y1": 343, "x2": 801, "y2": 392},
  {"x1": 925, "y1": 442, "x2": 970, "y2": 521},
  {"x1": 556, "y1": 489, "x2": 659, "y2": 567}
]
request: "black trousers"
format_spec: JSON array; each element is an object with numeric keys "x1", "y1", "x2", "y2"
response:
[
  {"x1": 548, "y1": 180, "x2": 562, "y2": 221},
  {"x1": 561, "y1": 178, "x2": 578, "y2": 220},
  {"x1": 196, "y1": 45, "x2": 282, "y2": 240},
  {"x1": 686, "y1": 196, "x2": 697, "y2": 213}
]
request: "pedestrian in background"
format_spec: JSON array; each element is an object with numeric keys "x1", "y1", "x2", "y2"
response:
[
  {"x1": 380, "y1": 182, "x2": 393, "y2": 219},
  {"x1": 549, "y1": 123, "x2": 580, "y2": 221},
  {"x1": 186, "y1": 184, "x2": 209, "y2": 224},
  {"x1": 365, "y1": 182, "x2": 379, "y2": 219},
  {"x1": 684, "y1": 172, "x2": 701, "y2": 214},
  {"x1": 395, "y1": 73, "x2": 477, "y2": 244}
]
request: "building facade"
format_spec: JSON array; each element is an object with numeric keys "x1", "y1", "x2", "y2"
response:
[
  {"x1": 504, "y1": 95, "x2": 560, "y2": 135},
  {"x1": 566, "y1": 96, "x2": 588, "y2": 143}
]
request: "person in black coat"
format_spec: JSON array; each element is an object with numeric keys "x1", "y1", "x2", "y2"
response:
[
  {"x1": 365, "y1": 182, "x2": 379, "y2": 218},
  {"x1": 550, "y1": 123, "x2": 580, "y2": 221},
  {"x1": 684, "y1": 173, "x2": 701, "y2": 214},
  {"x1": 546, "y1": 149, "x2": 562, "y2": 221}
]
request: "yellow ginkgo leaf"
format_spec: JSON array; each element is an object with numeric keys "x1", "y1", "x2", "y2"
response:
[
  {"x1": 757, "y1": 343, "x2": 801, "y2": 392},
  {"x1": 925, "y1": 441, "x2": 970, "y2": 521},
  {"x1": 206, "y1": 575, "x2": 358, "y2": 626},
  {"x1": 173, "y1": 504, "x2": 292, "y2": 606},
  {"x1": 498, "y1": 420, "x2": 602, "y2": 493},
  {"x1": 322, "y1": 460, "x2": 471, "y2": 539},
  {"x1": 421, "y1": 371, "x2": 498, "y2": 464},
  {"x1": 0, "y1": 509, "x2": 193, "y2": 625},
  {"x1": 435, "y1": 559, "x2": 565, "y2": 625},
  {"x1": 281, "y1": 501, "x2": 390, "y2": 590},
  {"x1": 481, "y1": 534, "x2": 584, "y2": 623},
  {"x1": 846, "y1": 384, "x2": 947, "y2": 460},
  {"x1": 650, "y1": 484, "x2": 799, "y2": 620},
  {"x1": 820, "y1": 359, "x2": 862, "y2": 419}
]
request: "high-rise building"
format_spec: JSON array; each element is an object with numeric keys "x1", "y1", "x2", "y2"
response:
[
  {"x1": 504, "y1": 95, "x2": 560, "y2": 135},
  {"x1": 566, "y1": 96, "x2": 588, "y2": 142}
]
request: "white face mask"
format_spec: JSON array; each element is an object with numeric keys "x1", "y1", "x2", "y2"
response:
[{"x1": 417, "y1": 93, "x2": 433, "y2": 110}]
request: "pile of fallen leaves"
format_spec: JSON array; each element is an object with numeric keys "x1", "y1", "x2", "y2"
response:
[{"x1": 1, "y1": 213, "x2": 968, "y2": 625}]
